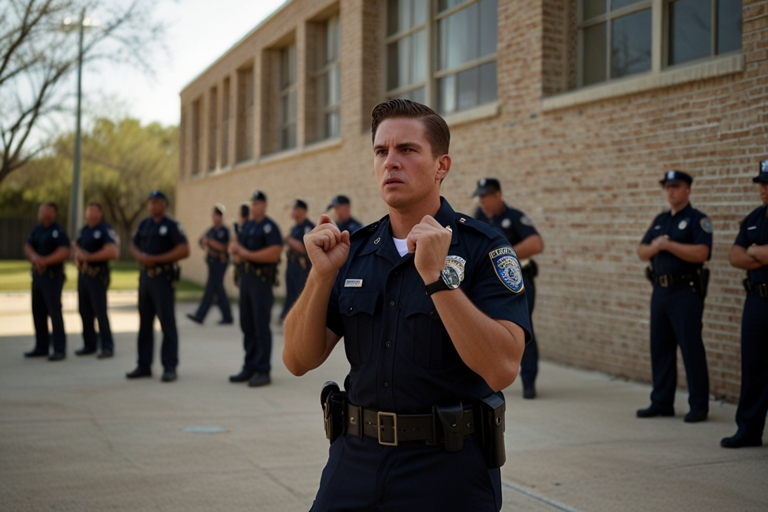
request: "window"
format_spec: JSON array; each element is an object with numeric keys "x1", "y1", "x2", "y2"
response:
[
  {"x1": 385, "y1": 0, "x2": 498, "y2": 115},
  {"x1": 236, "y1": 66, "x2": 254, "y2": 162},
  {"x1": 208, "y1": 86, "x2": 218, "y2": 171},
  {"x1": 578, "y1": 0, "x2": 742, "y2": 88},
  {"x1": 278, "y1": 44, "x2": 297, "y2": 151},
  {"x1": 221, "y1": 77, "x2": 230, "y2": 167},
  {"x1": 314, "y1": 15, "x2": 341, "y2": 141},
  {"x1": 191, "y1": 98, "x2": 202, "y2": 175},
  {"x1": 668, "y1": 0, "x2": 742, "y2": 66}
]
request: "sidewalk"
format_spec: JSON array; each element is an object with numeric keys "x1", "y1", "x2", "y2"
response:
[{"x1": 0, "y1": 292, "x2": 765, "y2": 511}]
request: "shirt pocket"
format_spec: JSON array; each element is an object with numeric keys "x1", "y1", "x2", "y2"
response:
[
  {"x1": 402, "y1": 295, "x2": 462, "y2": 371},
  {"x1": 339, "y1": 290, "x2": 379, "y2": 367}
]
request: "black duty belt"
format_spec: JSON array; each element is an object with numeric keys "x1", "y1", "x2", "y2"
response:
[
  {"x1": 80, "y1": 262, "x2": 107, "y2": 277},
  {"x1": 656, "y1": 273, "x2": 694, "y2": 288},
  {"x1": 744, "y1": 280, "x2": 768, "y2": 298},
  {"x1": 346, "y1": 403, "x2": 475, "y2": 447},
  {"x1": 139, "y1": 263, "x2": 176, "y2": 278}
]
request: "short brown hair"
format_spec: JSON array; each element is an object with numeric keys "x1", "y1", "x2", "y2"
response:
[{"x1": 371, "y1": 99, "x2": 450, "y2": 158}]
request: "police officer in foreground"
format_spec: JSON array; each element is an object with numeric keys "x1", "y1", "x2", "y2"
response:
[
  {"x1": 280, "y1": 199, "x2": 315, "y2": 321},
  {"x1": 24, "y1": 202, "x2": 70, "y2": 361},
  {"x1": 637, "y1": 171, "x2": 712, "y2": 423},
  {"x1": 228, "y1": 191, "x2": 282, "y2": 387},
  {"x1": 187, "y1": 203, "x2": 233, "y2": 325},
  {"x1": 474, "y1": 178, "x2": 544, "y2": 399},
  {"x1": 72, "y1": 203, "x2": 119, "y2": 358},
  {"x1": 721, "y1": 160, "x2": 768, "y2": 448},
  {"x1": 327, "y1": 194, "x2": 362, "y2": 234},
  {"x1": 127, "y1": 190, "x2": 189, "y2": 382},
  {"x1": 284, "y1": 99, "x2": 531, "y2": 510}
]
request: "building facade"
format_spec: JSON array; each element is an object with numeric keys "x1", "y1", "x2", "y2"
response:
[{"x1": 178, "y1": 0, "x2": 767, "y2": 402}]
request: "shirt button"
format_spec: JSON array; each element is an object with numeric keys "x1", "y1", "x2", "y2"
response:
[
  {"x1": 383, "y1": 382, "x2": 389, "y2": 388},
  {"x1": 349, "y1": 307, "x2": 353, "y2": 312},
  {"x1": 389, "y1": 301, "x2": 395, "y2": 307},
  {"x1": 385, "y1": 341, "x2": 391, "y2": 348}
]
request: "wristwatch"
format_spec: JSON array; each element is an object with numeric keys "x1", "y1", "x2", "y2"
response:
[{"x1": 425, "y1": 267, "x2": 460, "y2": 295}]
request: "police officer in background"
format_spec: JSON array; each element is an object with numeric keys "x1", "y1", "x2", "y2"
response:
[
  {"x1": 280, "y1": 199, "x2": 315, "y2": 321},
  {"x1": 24, "y1": 202, "x2": 70, "y2": 361},
  {"x1": 721, "y1": 160, "x2": 768, "y2": 448},
  {"x1": 474, "y1": 178, "x2": 544, "y2": 399},
  {"x1": 233, "y1": 203, "x2": 250, "y2": 288},
  {"x1": 72, "y1": 203, "x2": 119, "y2": 358},
  {"x1": 284, "y1": 99, "x2": 531, "y2": 510},
  {"x1": 637, "y1": 171, "x2": 712, "y2": 423},
  {"x1": 127, "y1": 190, "x2": 189, "y2": 382},
  {"x1": 327, "y1": 194, "x2": 362, "y2": 234},
  {"x1": 187, "y1": 203, "x2": 233, "y2": 325},
  {"x1": 228, "y1": 191, "x2": 282, "y2": 387}
]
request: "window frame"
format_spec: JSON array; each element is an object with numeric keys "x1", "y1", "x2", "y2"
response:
[{"x1": 309, "y1": 14, "x2": 342, "y2": 142}]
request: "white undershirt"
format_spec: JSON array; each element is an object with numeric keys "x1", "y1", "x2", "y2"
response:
[{"x1": 393, "y1": 237, "x2": 408, "y2": 257}]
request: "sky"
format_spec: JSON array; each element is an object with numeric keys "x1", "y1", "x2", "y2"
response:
[{"x1": 80, "y1": 0, "x2": 287, "y2": 127}]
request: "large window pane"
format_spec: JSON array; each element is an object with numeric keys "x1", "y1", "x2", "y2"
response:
[
  {"x1": 611, "y1": 9, "x2": 651, "y2": 78},
  {"x1": 479, "y1": 0, "x2": 498, "y2": 57},
  {"x1": 584, "y1": 0, "x2": 606, "y2": 20},
  {"x1": 439, "y1": 74, "x2": 456, "y2": 114},
  {"x1": 327, "y1": 65, "x2": 340, "y2": 106},
  {"x1": 478, "y1": 61, "x2": 496, "y2": 105},
  {"x1": 439, "y1": 3, "x2": 479, "y2": 70},
  {"x1": 583, "y1": 23, "x2": 607, "y2": 85},
  {"x1": 438, "y1": 0, "x2": 467, "y2": 13},
  {"x1": 412, "y1": 29, "x2": 427, "y2": 83},
  {"x1": 388, "y1": 0, "x2": 426, "y2": 35},
  {"x1": 669, "y1": 0, "x2": 711, "y2": 66},
  {"x1": 717, "y1": 0, "x2": 742, "y2": 54},
  {"x1": 457, "y1": 66, "x2": 478, "y2": 111},
  {"x1": 388, "y1": 30, "x2": 426, "y2": 91},
  {"x1": 611, "y1": 0, "x2": 643, "y2": 10}
]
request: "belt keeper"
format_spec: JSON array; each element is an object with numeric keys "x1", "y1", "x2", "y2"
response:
[{"x1": 348, "y1": 403, "x2": 363, "y2": 438}]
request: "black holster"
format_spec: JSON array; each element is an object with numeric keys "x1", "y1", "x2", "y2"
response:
[
  {"x1": 645, "y1": 265, "x2": 656, "y2": 285},
  {"x1": 321, "y1": 381, "x2": 347, "y2": 445},
  {"x1": 475, "y1": 392, "x2": 506, "y2": 469},
  {"x1": 695, "y1": 267, "x2": 709, "y2": 298},
  {"x1": 436, "y1": 402, "x2": 465, "y2": 453}
]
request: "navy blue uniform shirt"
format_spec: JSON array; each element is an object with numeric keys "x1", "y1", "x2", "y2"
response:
[
  {"x1": 239, "y1": 216, "x2": 282, "y2": 251},
  {"x1": 734, "y1": 204, "x2": 768, "y2": 283},
  {"x1": 641, "y1": 203, "x2": 713, "y2": 275},
  {"x1": 326, "y1": 198, "x2": 532, "y2": 414},
  {"x1": 205, "y1": 225, "x2": 230, "y2": 245},
  {"x1": 337, "y1": 217, "x2": 362, "y2": 235},
  {"x1": 27, "y1": 222, "x2": 70, "y2": 270},
  {"x1": 132, "y1": 216, "x2": 188, "y2": 255},
  {"x1": 77, "y1": 221, "x2": 117, "y2": 256},
  {"x1": 474, "y1": 205, "x2": 539, "y2": 246},
  {"x1": 288, "y1": 218, "x2": 315, "y2": 256}
]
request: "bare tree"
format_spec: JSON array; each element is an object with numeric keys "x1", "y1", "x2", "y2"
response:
[{"x1": 0, "y1": 0, "x2": 166, "y2": 184}]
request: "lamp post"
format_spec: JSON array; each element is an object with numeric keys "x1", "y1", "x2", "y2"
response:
[{"x1": 63, "y1": 9, "x2": 96, "y2": 239}]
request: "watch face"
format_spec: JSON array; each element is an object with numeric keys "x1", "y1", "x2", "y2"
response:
[{"x1": 441, "y1": 267, "x2": 460, "y2": 289}]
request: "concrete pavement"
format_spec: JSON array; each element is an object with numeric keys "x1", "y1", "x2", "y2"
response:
[{"x1": 0, "y1": 291, "x2": 765, "y2": 511}]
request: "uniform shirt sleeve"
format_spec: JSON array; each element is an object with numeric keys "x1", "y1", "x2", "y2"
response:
[
  {"x1": 691, "y1": 212, "x2": 713, "y2": 259},
  {"x1": 734, "y1": 215, "x2": 750, "y2": 248},
  {"x1": 102, "y1": 223, "x2": 117, "y2": 245},
  {"x1": 641, "y1": 216, "x2": 660, "y2": 245},
  {"x1": 26, "y1": 226, "x2": 39, "y2": 246},
  {"x1": 55, "y1": 226, "x2": 71, "y2": 248},
  {"x1": 220, "y1": 226, "x2": 230, "y2": 245},
  {"x1": 168, "y1": 221, "x2": 188, "y2": 247},
  {"x1": 264, "y1": 221, "x2": 282, "y2": 247},
  {"x1": 132, "y1": 220, "x2": 146, "y2": 247},
  {"x1": 511, "y1": 210, "x2": 539, "y2": 242},
  {"x1": 468, "y1": 236, "x2": 532, "y2": 342}
]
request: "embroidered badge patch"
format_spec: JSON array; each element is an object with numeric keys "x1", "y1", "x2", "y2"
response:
[
  {"x1": 700, "y1": 217, "x2": 712, "y2": 234},
  {"x1": 445, "y1": 255, "x2": 466, "y2": 283},
  {"x1": 489, "y1": 247, "x2": 524, "y2": 293},
  {"x1": 94, "y1": 230, "x2": 101, "y2": 239},
  {"x1": 159, "y1": 225, "x2": 168, "y2": 236},
  {"x1": 264, "y1": 224, "x2": 272, "y2": 234},
  {"x1": 501, "y1": 218, "x2": 512, "y2": 229},
  {"x1": 678, "y1": 219, "x2": 688, "y2": 230},
  {"x1": 52, "y1": 230, "x2": 59, "y2": 239}
]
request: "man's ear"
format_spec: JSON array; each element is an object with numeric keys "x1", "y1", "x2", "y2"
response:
[{"x1": 436, "y1": 154, "x2": 451, "y2": 181}]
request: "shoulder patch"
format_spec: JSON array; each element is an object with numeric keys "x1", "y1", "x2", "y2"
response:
[
  {"x1": 176, "y1": 222, "x2": 185, "y2": 235},
  {"x1": 520, "y1": 215, "x2": 534, "y2": 227},
  {"x1": 489, "y1": 247, "x2": 524, "y2": 293},
  {"x1": 700, "y1": 217, "x2": 712, "y2": 234}
]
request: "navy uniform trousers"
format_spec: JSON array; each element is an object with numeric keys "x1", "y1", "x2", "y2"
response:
[
  {"x1": 239, "y1": 272, "x2": 273, "y2": 373},
  {"x1": 311, "y1": 434, "x2": 501, "y2": 512},
  {"x1": 519, "y1": 271, "x2": 538, "y2": 388},
  {"x1": 78, "y1": 272, "x2": 114, "y2": 352},
  {"x1": 650, "y1": 283, "x2": 710, "y2": 413},
  {"x1": 194, "y1": 257, "x2": 232, "y2": 322},
  {"x1": 31, "y1": 270, "x2": 66, "y2": 354},
  {"x1": 137, "y1": 272, "x2": 178, "y2": 370},
  {"x1": 736, "y1": 294, "x2": 768, "y2": 438}
]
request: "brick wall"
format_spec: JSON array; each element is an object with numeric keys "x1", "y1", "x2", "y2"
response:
[{"x1": 177, "y1": 0, "x2": 768, "y2": 402}]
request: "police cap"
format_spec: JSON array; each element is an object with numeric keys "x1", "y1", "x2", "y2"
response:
[
  {"x1": 659, "y1": 170, "x2": 693, "y2": 186},
  {"x1": 213, "y1": 203, "x2": 226, "y2": 215},
  {"x1": 753, "y1": 159, "x2": 768, "y2": 183},
  {"x1": 251, "y1": 190, "x2": 267, "y2": 202},
  {"x1": 327, "y1": 195, "x2": 350, "y2": 210},
  {"x1": 292, "y1": 199, "x2": 308, "y2": 210},
  {"x1": 149, "y1": 190, "x2": 168, "y2": 202},
  {"x1": 473, "y1": 178, "x2": 501, "y2": 196}
]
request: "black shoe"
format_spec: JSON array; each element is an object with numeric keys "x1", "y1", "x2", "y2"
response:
[
  {"x1": 186, "y1": 314, "x2": 203, "y2": 325},
  {"x1": 126, "y1": 367, "x2": 152, "y2": 379},
  {"x1": 720, "y1": 432, "x2": 762, "y2": 448},
  {"x1": 48, "y1": 352, "x2": 66, "y2": 361},
  {"x1": 161, "y1": 369, "x2": 177, "y2": 382},
  {"x1": 636, "y1": 405, "x2": 675, "y2": 418},
  {"x1": 523, "y1": 386, "x2": 536, "y2": 399},
  {"x1": 218, "y1": 320, "x2": 233, "y2": 325},
  {"x1": 248, "y1": 372, "x2": 271, "y2": 387},
  {"x1": 97, "y1": 349, "x2": 113, "y2": 359},
  {"x1": 75, "y1": 348, "x2": 97, "y2": 356},
  {"x1": 684, "y1": 410, "x2": 708, "y2": 423},
  {"x1": 229, "y1": 369, "x2": 254, "y2": 383},
  {"x1": 24, "y1": 349, "x2": 49, "y2": 358}
]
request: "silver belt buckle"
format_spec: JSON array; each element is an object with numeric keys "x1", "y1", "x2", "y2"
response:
[
  {"x1": 377, "y1": 411, "x2": 398, "y2": 446},
  {"x1": 659, "y1": 275, "x2": 669, "y2": 288}
]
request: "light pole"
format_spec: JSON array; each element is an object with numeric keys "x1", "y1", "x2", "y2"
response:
[{"x1": 63, "y1": 10, "x2": 96, "y2": 239}]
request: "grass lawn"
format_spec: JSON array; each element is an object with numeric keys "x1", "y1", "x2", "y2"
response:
[{"x1": 0, "y1": 260, "x2": 204, "y2": 301}]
